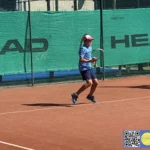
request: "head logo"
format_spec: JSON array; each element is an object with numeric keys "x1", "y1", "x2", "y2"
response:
[
  {"x1": 0, "y1": 38, "x2": 48, "y2": 55},
  {"x1": 111, "y1": 33, "x2": 149, "y2": 49}
]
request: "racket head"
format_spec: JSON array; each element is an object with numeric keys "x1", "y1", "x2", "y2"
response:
[
  {"x1": 91, "y1": 48, "x2": 104, "y2": 68},
  {"x1": 92, "y1": 48, "x2": 103, "y2": 59}
]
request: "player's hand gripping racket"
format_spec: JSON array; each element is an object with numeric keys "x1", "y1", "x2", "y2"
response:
[{"x1": 92, "y1": 48, "x2": 104, "y2": 68}]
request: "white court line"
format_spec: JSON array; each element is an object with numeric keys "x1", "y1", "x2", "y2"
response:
[
  {"x1": 0, "y1": 96, "x2": 150, "y2": 116},
  {"x1": 0, "y1": 141, "x2": 34, "y2": 150},
  {"x1": 100, "y1": 96, "x2": 150, "y2": 104}
]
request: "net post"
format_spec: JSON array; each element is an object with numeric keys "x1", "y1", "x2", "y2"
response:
[
  {"x1": 50, "y1": 71, "x2": 54, "y2": 78},
  {"x1": 0, "y1": 75, "x2": 2, "y2": 82},
  {"x1": 55, "y1": 0, "x2": 58, "y2": 11},
  {"x1": 28, "y1": 0, "x2": 34, "y2": 86},
  {"x1": 100, "y1": 0, "x2": 105, "y2": 80}
]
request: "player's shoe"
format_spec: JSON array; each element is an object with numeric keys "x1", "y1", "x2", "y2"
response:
[
  {"x1": 71, "y1": 93, "x2": 78, "y2": 105},
  {"x1": 86, "y1": 95, "x2": 97, "y2": 103}
]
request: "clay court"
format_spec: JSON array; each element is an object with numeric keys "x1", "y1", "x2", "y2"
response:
[{"x1": 0, "y1": 75, "x2": 150, "y2": 150}]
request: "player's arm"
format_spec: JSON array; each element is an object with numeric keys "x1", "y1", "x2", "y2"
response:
[
  {"x1": 79, "y1": 47, "x2": 97, "y2": 63},
  {"x1": 79, "y1": 56, "x2": 96, "y2": 63}
]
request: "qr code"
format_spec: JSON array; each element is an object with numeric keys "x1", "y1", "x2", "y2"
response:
[{"x1": 123, "y1": 130, "x2": 140, "y2": 148}]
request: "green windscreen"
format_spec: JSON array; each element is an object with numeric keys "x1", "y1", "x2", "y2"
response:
[
  {"x1": 104, "y1": 8, "x2": 150, "y2": 66},
  {"x1": 0, "y1": 9, "x2": 150, "y2": 75}
]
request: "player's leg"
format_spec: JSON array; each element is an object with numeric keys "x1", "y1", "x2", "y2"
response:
[
  {"x1": 88, "y1": 78, "x2": 98, "y2": 96},
  {"x1": 76, "y1": 79, "x2": 92, "y2": 95},
  {"x1": 71, "y1": 70, "x2": 92, "y2": 104},
  {"x1": 86, "y1": 69, "x2": 98, "y2": 103}
]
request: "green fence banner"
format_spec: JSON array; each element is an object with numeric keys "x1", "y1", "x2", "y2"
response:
[{"x1": 0, "y1": 9, "x2": 150, "y2": 75}]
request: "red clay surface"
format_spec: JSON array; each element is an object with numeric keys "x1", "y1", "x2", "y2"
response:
[{"x1": 0, "y1": 76, "x2": 150, "y2": 150}]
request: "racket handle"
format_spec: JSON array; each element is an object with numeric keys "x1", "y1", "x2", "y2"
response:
[{"x1": 92, "y1": 62, "x2": 98, "y2": 68}]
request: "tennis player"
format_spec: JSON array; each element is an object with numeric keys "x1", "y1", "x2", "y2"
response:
[{"x1": 71, "y1": 34, "x2": 98, "y2": 105}]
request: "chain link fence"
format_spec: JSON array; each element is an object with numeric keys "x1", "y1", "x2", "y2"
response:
[{"x1": 0, "y1": 0, "x2": 96, "y2": 11}]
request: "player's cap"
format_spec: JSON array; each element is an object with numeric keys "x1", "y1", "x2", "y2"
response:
[{"x1": 83, "y1": 35, "x2": 94, "y2": 41}]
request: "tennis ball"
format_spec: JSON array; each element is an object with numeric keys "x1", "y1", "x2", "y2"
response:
[{"x1": 141, "y1": 132, "x2": 150, "y2": 146}]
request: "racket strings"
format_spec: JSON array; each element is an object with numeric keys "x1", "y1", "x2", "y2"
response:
[{"x1": 92, "y1": 48, "x2": 104, "y2": 67}]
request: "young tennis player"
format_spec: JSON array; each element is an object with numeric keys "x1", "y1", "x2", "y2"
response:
[{"x1": 71, "y1": 34, "x2": 99, "y2": 105}]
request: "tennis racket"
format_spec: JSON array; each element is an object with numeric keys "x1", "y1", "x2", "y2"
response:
[{"x1": 92, "y1": 48, "x2": 104, "y2": 68}]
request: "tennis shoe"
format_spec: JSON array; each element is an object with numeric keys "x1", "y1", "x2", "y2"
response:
[
  {"x1": 71, "y1": 93, "x2": 78, "y2": 105},
  {"x1": 86, "y1": 95, "x2": 97, "y2": 103}
]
